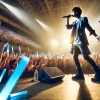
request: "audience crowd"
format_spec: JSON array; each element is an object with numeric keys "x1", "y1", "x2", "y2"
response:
[
  {"x1": 0, "y1": 42, "x2": 100, "y2": 83},
  {"x1": 0, "y1": 27, "x2": 39, "y2": 48}
]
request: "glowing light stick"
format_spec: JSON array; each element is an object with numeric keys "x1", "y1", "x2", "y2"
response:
[
  {"x1": 0, "y1": 56, "x2": 30, "y2": 100},
  {"x1": 0, "y1": 69, "x2": 6, "y2": 83},
  {"x1": 4, "y1": 42, "x2": 9, "y2": 48}
]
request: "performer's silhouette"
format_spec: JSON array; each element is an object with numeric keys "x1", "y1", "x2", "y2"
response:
[{"x1": 66, "y1": 7, "x2": 100, "y2": 82}]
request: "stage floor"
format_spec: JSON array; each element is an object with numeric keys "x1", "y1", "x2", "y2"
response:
[{"x1": 0, "y1": 75, "x2": 100, "y2": 100}]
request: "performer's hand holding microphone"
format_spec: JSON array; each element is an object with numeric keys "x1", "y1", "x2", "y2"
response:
[
  {"x1": 62, "y1": 15, "x2": 75, "y2": 18},
  {"x1": 62, "y1": 14, "x2": 75, "y2": 25}
]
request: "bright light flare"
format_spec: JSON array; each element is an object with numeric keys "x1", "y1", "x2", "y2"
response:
[
  {"x1": 0, "y1": 1, "x2": 3, "y2": 3},
  {"x1": 63, "y1": 39, "x2": 69, "y2": 45},
  {"x1": 51, "y1": 39, "x2": 58, "y2": 47}
]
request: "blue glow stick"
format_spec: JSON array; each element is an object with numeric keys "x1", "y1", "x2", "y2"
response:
[
  {"x1": 0, "y1": 56, "x2": 30, "y2": 100},
  {"x1": 10, "y1": 90, "x2": 28, "y2": 98},
  {"x1": 9, "y1": 90, "x2": 28, "y2": 100},
  {"x1": 0, "y1": 69, "x2": 6, "y2": 82},
  {"x1": 7, "y1": 44, "x2": 9, "y2": 54},
  {"x1": 4, "y1": 42, "x2": 9, "y2": 47}
]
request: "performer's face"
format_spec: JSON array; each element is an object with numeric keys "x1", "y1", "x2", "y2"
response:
[{"x1": 72, "y1": 11, "x2": 80, "y2": 18}]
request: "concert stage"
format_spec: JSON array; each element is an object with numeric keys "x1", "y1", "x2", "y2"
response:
[{"x1": 0, "y1": 75, "x2": 100, "y2": 100}]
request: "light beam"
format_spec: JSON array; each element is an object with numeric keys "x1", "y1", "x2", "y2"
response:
[{"x1": 36, "y1": 19, "x2": 53, "y2": 34}]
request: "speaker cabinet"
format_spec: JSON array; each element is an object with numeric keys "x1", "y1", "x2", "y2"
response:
[{"x1": 38, "y1": 67, "x2": 65, "y2": 83}]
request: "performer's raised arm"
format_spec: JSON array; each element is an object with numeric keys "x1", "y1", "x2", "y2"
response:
[{"x1": 66, "y1": 16, "x2": 73, "y2": 29}]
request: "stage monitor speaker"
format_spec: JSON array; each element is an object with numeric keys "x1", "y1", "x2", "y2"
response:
[{"x1": 38, "y1": 67, "x2": 65, "y2": 83}]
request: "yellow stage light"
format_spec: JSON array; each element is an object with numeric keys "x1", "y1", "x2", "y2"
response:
[{"x1": 51, "y1": 39, "x2": 58, "y2": 47}]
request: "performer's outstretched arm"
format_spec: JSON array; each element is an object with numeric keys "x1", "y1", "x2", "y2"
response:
[{"x1": 85, "y1": 17, "x2": 100, "y2": 42}]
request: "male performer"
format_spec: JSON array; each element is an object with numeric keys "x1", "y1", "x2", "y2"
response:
[{"x1": 66, "y1": 7, "x2": 100, "y2": 82}]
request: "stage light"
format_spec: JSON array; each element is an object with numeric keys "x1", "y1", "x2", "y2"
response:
[
  {"x1": 36, "y1": 19, "x2": 45, "y2": 28},
  {"x1": 0, "y1": 0, "x2": 4, "y2": 3},
  {"x1": 0, "y1": 0, "x2": 2, "y2": 3},
  {"x1": 63, "y1": 39, "x2": 69, "y2": 45},
  {"x1": 51, "y1": 39, "x2": 58, "y2": 47},
  {"x1": 1, "y1": 2, "x2": 40, "y2": 48},
  {"x1": 36, "y1": 19, "x2": 53, "y2": 33}
]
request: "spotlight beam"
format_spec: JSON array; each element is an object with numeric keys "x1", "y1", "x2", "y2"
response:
[
  {"x1": 36, "y1": 19, "x2": 53, "y2": 34},
  {"x1": 1, "y1": 2, "x2": 42, "y2": 37}
]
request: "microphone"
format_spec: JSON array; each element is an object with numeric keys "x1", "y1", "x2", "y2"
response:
[{"x1": 62, "y1": 15, "x2": 74, "y2": 18}]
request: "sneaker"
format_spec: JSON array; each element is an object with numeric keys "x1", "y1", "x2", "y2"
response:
[
  {"x1": 72, "y1": 74, "x2": 85, "y2": 80},
  {"x1": 91, "y1": 69, "x2": 100, "y2": 82}
]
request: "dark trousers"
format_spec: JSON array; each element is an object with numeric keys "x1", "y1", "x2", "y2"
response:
[{"x1": 73, "y1": 45, "x2": 99, "y2": 73}]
